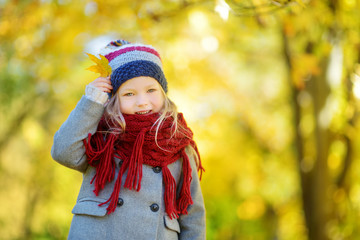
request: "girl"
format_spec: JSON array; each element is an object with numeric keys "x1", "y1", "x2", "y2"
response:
[{"x1": 51, "y1": 40, "x2": 205, "y2": 240}]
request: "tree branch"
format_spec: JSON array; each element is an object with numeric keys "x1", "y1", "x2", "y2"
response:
[{"x1": 228, "y1": 0, "x2": 296, "y2": 17}]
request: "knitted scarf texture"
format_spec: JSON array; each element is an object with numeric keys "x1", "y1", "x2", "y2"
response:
[{"x1": 83, "y1": 113, "x2": 204, "y2": 219}]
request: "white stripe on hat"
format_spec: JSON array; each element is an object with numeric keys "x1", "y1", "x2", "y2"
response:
[
  {"x1": 109, "y1": 50, "x2": 163, "y2": 71},
  {"x1": 99, "y1": 43, "x2": 159, "y2": 57}
]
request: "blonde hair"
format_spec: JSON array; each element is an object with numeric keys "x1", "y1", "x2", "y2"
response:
[{"x1": 103, "y1": 87, "x2": 200, "y2": 167}]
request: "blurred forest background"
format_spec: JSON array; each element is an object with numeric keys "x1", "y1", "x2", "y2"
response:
[{"x1": 1, "y1": 0, "x2": 360, "y2": 239}]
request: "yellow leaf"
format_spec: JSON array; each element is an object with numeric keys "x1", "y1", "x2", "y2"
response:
[
  {"x1": 86, "y1": 65, "x2": 101, "y2": 72},
  {"x1": 86, "y1": 53, "x2": 112, "y2": 77}
]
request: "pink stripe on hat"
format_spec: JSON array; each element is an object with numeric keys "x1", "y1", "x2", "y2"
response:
[{"x1": 105, "y1": 46, "x2": 161, "y2": 62}]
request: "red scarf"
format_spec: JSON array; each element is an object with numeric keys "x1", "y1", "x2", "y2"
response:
[{"x1": 83, "y1": 113, "x2": 204, "y2": 219}]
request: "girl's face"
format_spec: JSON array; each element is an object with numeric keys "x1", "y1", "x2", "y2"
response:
[{"x1": 117, "y1": 76, "x2": 165, "y2": 115}]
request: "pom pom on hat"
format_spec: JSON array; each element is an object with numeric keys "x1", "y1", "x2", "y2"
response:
[{"x1": 100, "y1": 40, "x2": 168, "y2": 97}]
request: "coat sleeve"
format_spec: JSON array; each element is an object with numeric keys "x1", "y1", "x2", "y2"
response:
[
  {"x1": 178, "y1": 154, "x2": 206, "y2": 240},
  {"x1": 51, "y1": 96, "x2": 105, "y2": 172}
]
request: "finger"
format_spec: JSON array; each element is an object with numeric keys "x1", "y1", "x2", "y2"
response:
[
  {"x1": 97, "y1": 76, "x2": 111, "y2": 81},
  {"x1": 95, "y1": 80, "x2": 112, "y2": 88},
  {"x1": 90, "y1": 79, "x2": 113, "y2": 87},
  {"x1": 92, "y1": 76, "x2": 112, "y2": 84},
  {"x1": 91, "y1": 82, "x2": 113, "y2": 89},
  {"x1": 97, "y1": 86, "x2": 112, "y2": 93}
]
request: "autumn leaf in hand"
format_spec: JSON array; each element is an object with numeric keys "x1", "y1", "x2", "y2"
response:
[{"x1": 86, "y1": 53, "x2": 112, "y2": 77}]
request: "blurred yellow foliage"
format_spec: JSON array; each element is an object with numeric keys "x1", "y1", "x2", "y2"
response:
[{"x1": 1, "y1": 0, "x2": 360, "y2": 240}]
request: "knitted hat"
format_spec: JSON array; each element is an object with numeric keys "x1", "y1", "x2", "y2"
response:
[{"x1": 99, "y1": 40, "x2": 167, "y2": 97}]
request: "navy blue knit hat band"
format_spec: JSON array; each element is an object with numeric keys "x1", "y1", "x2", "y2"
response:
[{"x1": 110, "y1": 60, "x2": 168, "y2": 95}]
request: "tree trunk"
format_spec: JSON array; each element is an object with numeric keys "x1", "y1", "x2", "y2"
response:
[
  {"x1": 281, "y1": 25, "x2": 332, "y2": 240},
  {"x1": 306, "y1": 57, "x2": 332, "y2": 240}
]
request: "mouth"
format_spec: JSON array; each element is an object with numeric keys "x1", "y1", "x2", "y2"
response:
[{"x1": 135, "y1": 110, "x2": 152, "y2": 115}]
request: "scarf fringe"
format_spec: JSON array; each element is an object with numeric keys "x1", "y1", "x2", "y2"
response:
[
  {"x1": 101, "y1": 162, "x2": 128, "y2": 214},
  {"x1": 191, "y1": 142, "x2": 205, "y2": 180},
  {"x1": 124, "y1": 129, "x2": 145, "y2": 191},
  {"x1": 84, "y1": 133, "x2": 117, "y2": 195},
  {"x1": 176, "y1": 150, "x2": 193, "y2": 215},
  {"x1": 163, "y1": 166, "x2": 179, "y2": 219}
]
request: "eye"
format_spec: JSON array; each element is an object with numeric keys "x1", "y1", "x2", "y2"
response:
[
  {"x1": 147, "y1": 88, "x2": 157, "y2": 93},
  {"x1": 123, "y1": 92, "x2": 134, "y2": 97}
]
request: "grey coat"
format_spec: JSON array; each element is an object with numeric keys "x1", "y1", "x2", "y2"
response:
[{"x1": 51, "y1": 96, "x2": 206, "y2": 240}]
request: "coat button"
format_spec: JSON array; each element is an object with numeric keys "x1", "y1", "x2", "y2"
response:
[
  {"x1": 150, "y1": 203, "x2": 159, "y2": 212},
  {"x1": 152, "y1": 166, "x2": 162, "y2": 173},
  {"x1": 117, "y1": 198, "x2": 124, "y2": 206}
]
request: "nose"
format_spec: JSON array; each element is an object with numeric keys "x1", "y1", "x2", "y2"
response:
[{"x1": 136, "y1": 94, "x2": 149, "y2": 107}]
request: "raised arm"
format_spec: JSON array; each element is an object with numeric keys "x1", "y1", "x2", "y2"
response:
[{"x1": 51, "y1": 77, "x2": 112, "y2": 172}]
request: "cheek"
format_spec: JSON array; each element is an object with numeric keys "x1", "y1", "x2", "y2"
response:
[
  {"x1": 119, "y1": 98, "x2": 133, "y2": 113},
  {"x1": 152, "y1": 94, "x2": 165, "y2": 110},
  {"x1": 157, "y1": 95, "x2": 166, "y2": 108}
]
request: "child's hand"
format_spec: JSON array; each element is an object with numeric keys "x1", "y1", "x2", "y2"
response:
[{"x1": 89, "y1": 76, "x2": 113, "y2": 93}]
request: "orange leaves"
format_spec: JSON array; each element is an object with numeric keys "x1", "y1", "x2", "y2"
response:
[{"x1": 86, "y1": 53, "x2": 112, "y2": 77}]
